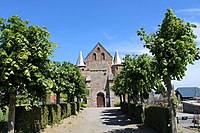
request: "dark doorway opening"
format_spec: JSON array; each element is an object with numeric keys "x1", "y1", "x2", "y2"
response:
[{"x1": 97, "y1": 92, "x2": 105, "y2": 107}]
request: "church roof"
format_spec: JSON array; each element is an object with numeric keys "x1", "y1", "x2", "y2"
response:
[
  {"x1": 113, "y1": 50, "x2": 122, "y2": 65},
  {"x1": 76, "y1": 51, "x2": 86, "y2": 67},
  {"x1": 85, "y1": 42, "x2": 112, "y2": 59}
]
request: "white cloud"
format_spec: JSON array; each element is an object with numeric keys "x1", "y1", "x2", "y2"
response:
[
  {"x1": 177, "y1": 8, "x2": 200, "y2": 15},
  {"x1": 102, "y1": 32, "x2": 118, "y2": 40},
  {"x1": 106, "y1": 40, "x2": 149, "y2": 55}
]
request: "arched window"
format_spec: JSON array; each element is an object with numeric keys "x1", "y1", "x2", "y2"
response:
[
  {"x1": 93, "y1": 53, "x2": 96, "y2": 60},
  {"x1": 97, "y1": 47, "x2": 100, "y2": 52},
  {"x1": 101, "y1": 53, "x2": 105, "y2": 60}
]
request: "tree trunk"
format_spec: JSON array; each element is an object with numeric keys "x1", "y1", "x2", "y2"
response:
[
  {"x1": 120, "y1": 95, "x2": 122, "y2": 103},
  {"x1": 123, "y1": 94, "x2": 126, "y2": 102},
  {"x1": 8, "y1": 94, "x2": 16, "y2": 133},
  {"x1": 128, "y1": 95, "x2": 131, "y2": 104},
  {"x1": 56, "y1": 92, "x2": 60, "y2": 104},
  {"x1": 165, "y1": 78, "x2": 178, "y2": 133},
  {"x1": 67, "y1": 94, "x2": 71, "y2": 103}
]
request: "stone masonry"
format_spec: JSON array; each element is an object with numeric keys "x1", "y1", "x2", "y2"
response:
[{"x1": 76, "y1": 43, "x2": 123, "y2": 107}]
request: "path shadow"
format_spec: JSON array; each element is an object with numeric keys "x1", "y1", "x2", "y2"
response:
[
  {"x1": 100, "y1": 108, "x2": 139, "y2": 126},
  {"x1": 100, "y1": 108, "x2": 157, "y2": 133}
]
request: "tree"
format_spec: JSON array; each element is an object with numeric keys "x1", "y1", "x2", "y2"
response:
[
  {"x1": 137, "y1": 8, "x2": 200, "y2": 133},
  {"x1": 112, "y1": 69, "x2": 129, "y2": 102},
  {"x1": 123, "y1": 54, "x2": 162, "y2": 103},
  {"x1": 0, "y1": 15, "x2": 56, "y2": 133},
  {"x1": 50, "y1": 61, "x2": 88, "y2": 104}
]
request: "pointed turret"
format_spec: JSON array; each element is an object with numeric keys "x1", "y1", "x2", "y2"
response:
[
  {"x1": 76, "y1": 51, "x2": 86, "y2": 67},
  {"x1": 113, "y1": 50, "x2": 122, "y2": 65},
  {"x1": 112, "y1": 50, "x2": 123, "y2": 75}
]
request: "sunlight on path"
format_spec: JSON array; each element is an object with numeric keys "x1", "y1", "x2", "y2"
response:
[{"x1": 43, "y1": 107, "x2": 157, "y2": 133}]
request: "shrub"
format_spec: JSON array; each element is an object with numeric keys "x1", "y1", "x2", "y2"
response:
[
  {"x1": 81, "y1": 103, "x2": 88, "y2": 108},
  {"x1": 134, "y1": 105, "x2": 144, "y2": 123},
  {"x1": 15, "y1": 105, "x2": 48, "y2": 133},
  {"x1": 120, "y1": 102, "x2": 129, "y2": 114},
  {"x1": 59, "y1": 103, "x2": 68, "y2": 119},
  {"x1": 66, "y1": 103, "x2": 71, "y2": 117},
  {"x1": 145, "y1": 106, "x2": 170, "y2": 133},
  {"x1": 70, "y1": 102, "x2": 77, "y2": 115},
  {"x1": 128, "y1": 103, "x2": 135, "y2": 117},
  {"x1": 76, "y1": 102, "x2": 81, "y2": 112},
  {"x1": 46, "y1": 104, "x2": 61, "y2": 125},
  {"x1": 114, "y1": 102, "x2": 120, "y2": 107}
]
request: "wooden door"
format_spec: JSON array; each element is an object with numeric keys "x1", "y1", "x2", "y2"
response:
[{"x1": 97, "y1": 93, "x2": 105, "y2": 107}]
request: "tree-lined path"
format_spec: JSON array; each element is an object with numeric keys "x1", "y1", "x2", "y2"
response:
[{"x1": 42, "y1": 107, "x2": 157, "y2": 133}]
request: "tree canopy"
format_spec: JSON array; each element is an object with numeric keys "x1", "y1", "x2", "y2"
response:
[
  {"x1": 0, "y1": 15, "x2": 57, "y2": 132},
  {"x1": 137, "y1": 8, "x2": 200, "y2": 133}
]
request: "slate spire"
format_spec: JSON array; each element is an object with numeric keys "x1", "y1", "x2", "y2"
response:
[
  {"x1": 76, "y1": 51, "x2": 86, "y2": 67},
  {"x1": 113, "y1": 50, "x2": 122, "y2": 65}
]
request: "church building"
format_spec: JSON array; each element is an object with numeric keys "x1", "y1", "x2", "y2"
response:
[{"x1": 76, "y1": 43, "x2": 123, "y2": 107}]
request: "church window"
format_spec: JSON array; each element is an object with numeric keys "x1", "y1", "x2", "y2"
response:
[
  {"x1": 93, "y1": 53, "x2": 96, "y2": 60},
  {"x1": 97, "y1": 47, "x2": 100, "y2": 52},
  {"x1": 101, "y1": 53, "x2": 105, "y2": 60}
]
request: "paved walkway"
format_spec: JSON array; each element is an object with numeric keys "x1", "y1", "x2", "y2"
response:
[{"x1": 42, "y1": 107, "x2": 157, "y2": 133}]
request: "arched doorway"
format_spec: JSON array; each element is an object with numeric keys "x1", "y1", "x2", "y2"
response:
[{"x1": 97, "y1": 92, "x2": 105, "y2": 107}]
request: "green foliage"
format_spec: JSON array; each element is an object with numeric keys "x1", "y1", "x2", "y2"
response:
[
  {"x1": 59, "y1": 103, "x2": 68, "y2": 119},
  {"x1": 137, "y1": 8, "x2": 200, "y2": 81},
  {"x1": 66, "y1": 103, "x2": 71, "y2": 117},
  {"x1": 120, "y1": 103, "x2": 144, "y2": 123},
  {"x1": 81, "y1": 103, "x2": 88, "y2": 108},
  {"x1": 0, "y1": 15, "x2": 56, "y2": 117},
  {"x1": 114, "y1": 102, "x2": 120, "y2": 107},
  {"x1": 76, "y1": 102, "x2": 81, "y2": 112},
  {"x1": 70, "y1": 102, "x2": 77, "y2": 115},
  {"x1": 15, "y1": 105, "x2": 49, "y2": 133},
  {"x1": 134, "y1": 105, "x2": 144, "y2": 123},
  {"x1": 120, "y1": 102, "x2": 129, "y2": 114},
  {"x1": 128, "y1": 103, "x2": 135, "y2": 117},
  {"x1": 46, "y1": 104, "x2": 61, "y2": 125},
  {"x1": 113, "y1": 54, "x2": 162, "y2": 103},
  {"x1": 49, "y1": 61, "x2": 88, "y2": 103},
  {"x1": 145, "y1": 106, "x2": 170, "y2": 133},
  {"x1": 137, "y1": 8, "x2": 200, "y2": 132}
]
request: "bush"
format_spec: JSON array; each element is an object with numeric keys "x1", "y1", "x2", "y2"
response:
[
  {"x1": 70, "y1": 102, "x2": 77, "y2": 115},
  {"x1": 76, "y1": 102, "x2": 81, "y2": 112},
  {"x1": 59, "y1": 103, "x2": 68, "y2": 119},
  {"x1": 128, "y1": 103, "x2": 135, "y2": 117},
  {"x1": 145, "y1": 106, "x2": 170, "y2": 133},
  {"x1": 135, "y1": 105, "x2": 144, "y2": 123},
  {"x1": 15, "y1": 105, "x2": 48, "y2": 133},
  {"x1": 46, "y1": 104, "x2": 61, "y2": 125},
  {"x1": 66, "y1": 103, "x2": 71, "y2": 117},
  {"x1": 81, "y1": 103, "x2": 88, "y2": 108},
  {"x1": 114, "y1": 102, "x2": 120, "y2": 107},
  {"x1": 120, "y1": 102, "x2": 129, "y2": 114}
]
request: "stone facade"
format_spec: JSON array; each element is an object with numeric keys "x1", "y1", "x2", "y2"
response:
[{"x1": 77, "y1": 43, "x2": 122, "y2": 107}]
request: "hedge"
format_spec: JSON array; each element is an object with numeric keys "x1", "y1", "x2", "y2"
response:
[
  {"x1": 60, "y1": 103, "x2": 68, "y2": 119},
  {"x1": 15, "y1": 105, "x2": 48, "y2": 133},
  {"x1": 145, "y1": 106, "x2": 170, "y2": 133},
  {"x1": 46, "y1": 104, "x2": 61, "y2": 125},
  {"x1": 70, "y1": 102, "x2": 77, "y2": 115},
  {"x1": 120, "y1": 102, "x2": 129, "y2": 114},
  {"x1": 76, "y1": 102, "x2": 81, "y2": 112},
  {"x1": 66, "y1": 103, "x2": 71, "y2": 117},
  {"x1": 120, "y1": 103, "x2": 144, "y2": 124}
]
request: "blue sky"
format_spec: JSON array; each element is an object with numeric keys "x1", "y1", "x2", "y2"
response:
[{"x1": 0, "y1": 0, "x2": 200, "y2": 88}]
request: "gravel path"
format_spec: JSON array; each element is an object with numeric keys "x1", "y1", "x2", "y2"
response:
[{"x1": 42, "y1": 107, "x2": 157, "y2": 133}]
